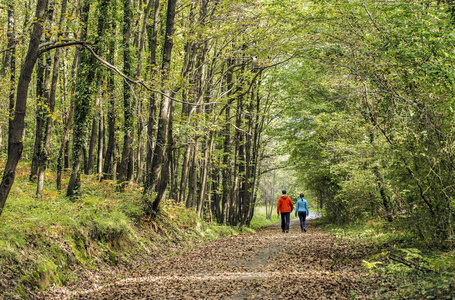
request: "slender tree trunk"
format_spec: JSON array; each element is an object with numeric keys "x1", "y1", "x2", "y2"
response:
[
  {"x1": 0, "y1": 0, "x2": 48, "y2": 218},
  {"x1": 30, "y1": 56, "x2": 46, "y2": 181},
  {"x1": 0, "y1": 3, "x2": 15, "y2": 82},
  {"x1": 97, "y1": 107, "x2": 104, "y2": 179},
  {"x1": 362, "y1": 83, "x2": 393, "y2": 221},
  {"x1": 197, "y1": 137, "x2": 209, "y2": 217},
  {"x1": 179, "y1": 145, "x2": 191, "y2": 203},
  {"x1": 169, "y1": 147, "x2": 179, "y2": 200},
  {"x1": 221, "y1": 58, "x2": 234, "y2": 224},
  {"x1": 102, "y1": 20, "x2": 117, "y2": 179},
  {"x1": 134, "y1": 0, "x2": 154, "y2": 184},
  {"x1": 118, "y1": 0, "x2": 134, "y2": 186},
  {"x1": 247, "y1": 75, "x2": 263, "y2": 226},
  {"x1": 87, "y1": 106, "x2": 98, "y2": 175},
  {"x1": 186, "y1": 141, "x2": 199, "y2": 208},
  {"x1": 1, "y1": 3, "x2": 15, "y2": 158},
  {"x1": 144, "y1": 0, "x2": 160, "y2": 193},
  {"x1": 37, "y1": 0, "x2": 68, "y2": 199},
  {"x1": 57, "y1": 55, "x2": 76, "y2": 190}
]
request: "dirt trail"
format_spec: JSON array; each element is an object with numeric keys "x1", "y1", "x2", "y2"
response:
[{"x1": 47, "y1": 217, "x2": 381, "y2": 299}]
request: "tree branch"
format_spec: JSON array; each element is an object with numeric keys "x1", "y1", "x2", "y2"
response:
[{"x1": 38, "y1": 40, "x2": 92, "y2": 56}]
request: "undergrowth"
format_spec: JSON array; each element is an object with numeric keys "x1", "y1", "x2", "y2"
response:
[
  {"x1": 318, "y1": 218, "x2": 455, "y2": 299},
  {"x1": 0, "y1": 163, "x2": 277, "y2": 299}
]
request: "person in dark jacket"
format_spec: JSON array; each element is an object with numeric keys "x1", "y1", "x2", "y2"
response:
[
  {"x1": 295, "y1": 193, "x2": 309, "y2": 232},
  {"x1": 277, "y1": 190, "x2": 293, "y2": 233}
]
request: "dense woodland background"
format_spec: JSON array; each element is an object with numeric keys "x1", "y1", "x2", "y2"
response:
[{"x1": 1, "y1": 0, "x2": 455, "y2": 247}]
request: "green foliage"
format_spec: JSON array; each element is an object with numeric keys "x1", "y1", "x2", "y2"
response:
[
  {"x1": 324, "y1": 221, "x2": 455, "y2": 299},
  {"x1": 262, "y1": 0, "x2": 455, "y2": 245}
]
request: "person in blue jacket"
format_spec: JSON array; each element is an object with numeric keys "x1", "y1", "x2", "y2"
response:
[{"x1": 295, "y1": 193, "x2": 309, "y2": 232}]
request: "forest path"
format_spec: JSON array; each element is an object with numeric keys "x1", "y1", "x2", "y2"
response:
[{"x1": 52, "y1": 216, "x2": 380, "y2": 299}]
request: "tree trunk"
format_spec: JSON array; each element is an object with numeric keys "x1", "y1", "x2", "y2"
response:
[
  {"x1": 144, "y1": 0, "x2": 160, "y2": 193},
  {"x1": 30, "y1": 55, "x2": 46, "y2": 181},
  {"x1": 0, "y1": 0, "x2": 48, "y2": 218},
  {"x1": 221, "y1": 58, "x2": 234, "y2": 224},
  {"x1": 134, "y1": 0, "x2": 153, "y2": 184},
  {"x1": 186, "y1": 141, "x2": 199, "y2": 208},
  {"x1": 32, "y1": 8, "x2": 53, "y2": 182},
  {"x1": 102, "y1": 20, "x2": 117, "y2": 179},
  {"x1": 179, "y1": 145, "x2": 191, "y2": 203},
  {"x1": 97, "y1": 108, "x2": 104, "y2": 179},
  {"x1": 146, "y1": 0, "x2": 177, "y2": 207},
  {"x1": 197, "y1": 137, "x2": 209, "y2": 218},
  {"x1": 1, "y1": 3, "x2": 15, "y2": 158},
  {"x1": 57, "y1": 54, "x2": 77, "y2": 190},
  {"x1": 87, "y1": 108, "x2": 98, "y2": 175},
  {"x1": 118, "y1": 0, "x2": 134, "y2": 186},
  {"x1": 67, "y1": 0, "x2": 109, "y2": 196},
  {"x1": 37, "y1": 0, "x2": 67, "y2": 199},
  {"x1": 153, "y1": 90, "x2": 176, "y2": 212},
  {"x1": 247, "y1": 75, "x2": 263, "y2": 226}
]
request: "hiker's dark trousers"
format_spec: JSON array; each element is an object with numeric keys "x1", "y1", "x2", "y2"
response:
[
  {"x1": 281, "y1": 212, "x2": 291, "y2": 232},
  {"x1": 298, "y1": 211, "x2": 307, "y2": 232}
]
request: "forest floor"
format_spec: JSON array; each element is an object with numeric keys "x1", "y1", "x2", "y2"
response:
[{"x1": 38, "y1": 215, "x2": 386, "y2": 300}]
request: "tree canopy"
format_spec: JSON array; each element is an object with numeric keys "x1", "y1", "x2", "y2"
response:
[{"x1": 0, "y1": 0, "x2": 454, "y2": 245}]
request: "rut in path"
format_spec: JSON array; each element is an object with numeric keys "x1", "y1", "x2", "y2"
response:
[{"x1": 53, "y1": 217, "x2": 381, "y2": 299}]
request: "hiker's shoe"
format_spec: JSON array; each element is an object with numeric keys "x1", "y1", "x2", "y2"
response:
[{"x1": 304, "y1": 228, "x2": 307, "y2": 232}]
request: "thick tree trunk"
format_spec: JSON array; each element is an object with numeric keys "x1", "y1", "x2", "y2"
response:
[
  {"x1": 66, "y1": 1, "x2": 92, "y2": 196},
  {"x1": 32, "y1": 6, "x2": 53, "y2": 182},
  {"x1": 67, "y1": 0, "x2": 111, "y2": 195},
  {"x1": 146, "y1": 0, "x2": 177, "y2": 209},
  {"x1": 153, "y1": 91, "x2": 176, "y2": 212},
  {"x1": 0, "y1": 0, "x2": 48, "y2": 218}
]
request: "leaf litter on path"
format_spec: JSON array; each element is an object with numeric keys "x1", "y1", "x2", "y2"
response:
[{"x1": 43, "y1": 218, "x2": 384, "y2": 299}]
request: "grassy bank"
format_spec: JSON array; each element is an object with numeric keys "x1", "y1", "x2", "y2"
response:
[
  {"x1": 318, "y1": 218, "x2": 455, "y2": 299},
  {"x1": 0, "y1": 164, "x2": 277, "y2": 299}
]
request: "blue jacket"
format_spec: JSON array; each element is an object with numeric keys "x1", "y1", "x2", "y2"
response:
[{"x1": 295, "y1": 198, "x2": 309, "y2": 216}]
